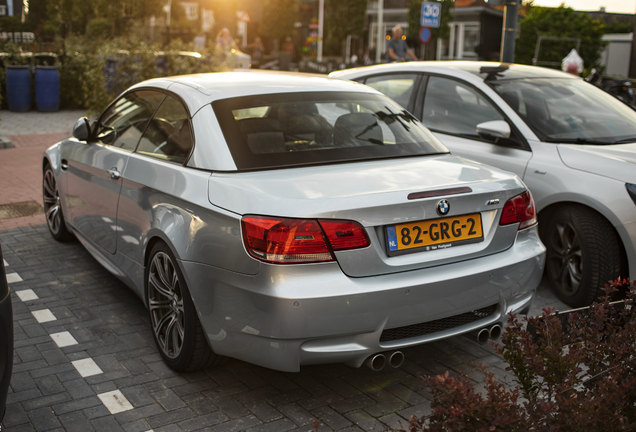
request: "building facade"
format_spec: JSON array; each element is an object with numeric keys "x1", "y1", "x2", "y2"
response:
[{"x1": 0, "y1": 0, "x2": 24, "y2": 18}]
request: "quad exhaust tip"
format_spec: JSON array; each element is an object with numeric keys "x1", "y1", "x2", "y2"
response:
[
  {"x1": 364, "y1": 353, "x2": 386, "y2": 371},
  {"x1": 364, "y1": 351, "x2": 405, "y2": 371},
  {"x1": 476, "y1": 323, "x2": 504, "y2": 344},
  {"x1": 389, "y1": 351, "x2": 404, "y2": 369},
  {"x1": 489, "y1": 324, "x2": 502, "y2": 340}
]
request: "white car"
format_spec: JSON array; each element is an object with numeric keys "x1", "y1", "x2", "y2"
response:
[
  {"x1": 332, "y1": 62, "x2": 636, "y2": 307},
  {"x1": 42, "y1": 71, "x2": 544, "y2": 372}
]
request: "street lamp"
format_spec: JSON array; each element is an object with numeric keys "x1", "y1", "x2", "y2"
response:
[
  {"x1": 375, "y1": 0, "x2": 384, "y2": 63},
  {"x1": 317, "y1": 0, "x2": 324, "y2": 62}
]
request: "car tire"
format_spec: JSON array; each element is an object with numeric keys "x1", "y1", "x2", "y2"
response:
[
  {"x1": 146, "y1": 242, "x2": 225, "y2": 371},
  {"x1": 544, "y1": 205, "x2": 622, "y2": 308},
  {"x1": 42, "y1": 164, "x2": 74, "y2": 242}
]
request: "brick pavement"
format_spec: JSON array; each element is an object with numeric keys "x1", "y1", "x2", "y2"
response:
[
  {"x1": 1, "y1": 225, "x2": 538, "y2": 432},
  {"x1": 0, "y1": 109, "x2": 85, "y2": 231},
  {"x1": 0, "y1": 109, "x2": 569, "y2": 431}
]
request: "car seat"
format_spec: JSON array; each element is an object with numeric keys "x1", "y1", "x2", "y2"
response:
[
  {"x1": 237, "y1": 118, "x2": 285, "y2": 154},
  {"x1": 333, "y1": 113, "x2": 383, "y2": 147}
]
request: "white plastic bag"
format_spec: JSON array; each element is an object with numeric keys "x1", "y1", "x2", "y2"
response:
[{"x1": 561, "y1": 48, "x2": 583, "y2": 74}]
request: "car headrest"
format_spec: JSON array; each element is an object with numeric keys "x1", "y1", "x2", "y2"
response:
[{"x1": 334, "y1": 112, "x2": 383, "y2": 147}]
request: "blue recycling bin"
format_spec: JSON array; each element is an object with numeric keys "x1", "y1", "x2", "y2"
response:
[
  {"x1": 6, "y1": 65, "x2": 31, "y2": 112},
  {"x1": 35, "y1": 66, "x2": 60, "y2": 112}
]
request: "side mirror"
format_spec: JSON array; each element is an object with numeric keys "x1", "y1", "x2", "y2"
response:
[
  {"x1": 476, "y1": 120, "x2": 511, "y2": 141},
  {"x1": 72, "y1": 117, "x2": 91, "y2": 141}
]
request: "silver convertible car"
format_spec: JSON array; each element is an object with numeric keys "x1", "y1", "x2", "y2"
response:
[
  {"x1": 332, "y1": 62, "x2": 636, "y2": 308},
  {"x1": 43, "y1": 72, "x2": 545, "y2": 372}
]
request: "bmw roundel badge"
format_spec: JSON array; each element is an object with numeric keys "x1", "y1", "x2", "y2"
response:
[{"x1": 436, "y1": 199, "x2": 450, "y2": 216}]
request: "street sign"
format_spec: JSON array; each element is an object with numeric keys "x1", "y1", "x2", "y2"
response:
[
  {"x1": 236, "y1": 10, "x2": 250, "y2": 23},
  {"x1": 420, "y1": 2, "x2": 441, "y2": 29},
  {"x1": 418, "y1": 27, "x2": 432, "y2": 44}
]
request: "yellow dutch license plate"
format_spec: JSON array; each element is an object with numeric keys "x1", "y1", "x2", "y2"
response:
[{"x1": 386, "y1": 213, "x2": 483, "y2": 255}]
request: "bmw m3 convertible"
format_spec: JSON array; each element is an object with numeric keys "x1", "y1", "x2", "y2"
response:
[{"x1": 42, "y1": 71, "x2": 545, "y2": 372}]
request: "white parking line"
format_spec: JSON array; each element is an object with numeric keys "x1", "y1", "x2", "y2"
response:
[
  {"x1": 71, "y1": 358, "x2": 103, "y2": 377},
  {"x1": 50, "y1": 331, "x2": 78, "y2": 348},
  {"x1": 98, "y1": 390, "x2": 134, "y2": 414},
  {"x1": 6, "y1": 273, "x2": 23, "y2": 283},
  {"x1": 32, "y1": 309, "x2": 57, "y2": 323},
  {"x1": 3, "y1": 259, "x2": 8, "y2": 266},
  {"x1": 15, "y1": 289, "x2": 38, "y2": 301}
]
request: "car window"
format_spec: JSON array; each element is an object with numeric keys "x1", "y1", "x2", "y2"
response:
[
  {"x1": 95, "y1": 90, "x2": 165, "y2": 151},
  {"x1": 490, "y1": 78, "x2": 636, "y2": 143},
  {"x1": 364, "y1": 74, "x2": 419, "y2": 108},
  {"x1": 422, "y1": 76, "x2": 504, "y2": 138},
  {"x1": 213, "y1": 91, "x2": 448, "y2": 171},
  {"x1": 136, "y1": 96, "x2": 194, "y2": 164}
]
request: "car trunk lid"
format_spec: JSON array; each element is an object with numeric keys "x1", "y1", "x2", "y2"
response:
[{"x1": 208, "y1": 155, "x2": 528, "y2": 277}]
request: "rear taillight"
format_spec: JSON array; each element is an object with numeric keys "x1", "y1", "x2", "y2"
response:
[
  {"x1": 499, "y1": 190, "x2": 537, "y2": 230},
  {"x1": 318, "y1": 220, "x2": 371, "y2": 251},
  {"x1": 242, "y1": 216, "x2": 369, "y2": 264}
]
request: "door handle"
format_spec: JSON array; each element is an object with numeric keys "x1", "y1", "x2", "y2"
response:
[
  {"x1": 61, "y1": 159, "x2": 68, "y2": 170},
  {"x1": 108, "y1": 167, "x2": 121, "y2": 180}
]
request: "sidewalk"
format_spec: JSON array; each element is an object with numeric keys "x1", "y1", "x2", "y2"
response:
[{"x1": 0, "y1": 110, "x2": 86, "y2": 231}]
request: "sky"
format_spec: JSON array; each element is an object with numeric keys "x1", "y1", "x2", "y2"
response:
[{"x1": 530, "y1": 0, "x2": 636, "y2": 14}]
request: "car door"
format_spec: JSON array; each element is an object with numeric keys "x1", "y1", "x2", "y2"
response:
[
  {"x1": 417, "y1": 75, "x2": 532, "y2": 179},
  {"x1": 116, "y1": 94, "x2": 196, "y2": 261},
  {"x1": 65, "y1": 90, "x2": 165, "y2": 254}
]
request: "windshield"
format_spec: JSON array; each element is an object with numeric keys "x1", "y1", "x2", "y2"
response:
[
  {"x1": 489, "y1": 78, "x2": 636, "y2": 144},
  {"x1": 213, "y1": 91, "x2": 448, "y2": 170}
]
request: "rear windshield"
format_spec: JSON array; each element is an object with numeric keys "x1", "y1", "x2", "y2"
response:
[{"x1": 213, "y1": 91, "x2": 448, "y2": 170}]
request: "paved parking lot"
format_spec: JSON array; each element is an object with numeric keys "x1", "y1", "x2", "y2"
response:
[
  {"x1": 1, "y1": 109, "x2": 569, "y2": 431},
  {"x1": 1, "y1": 224, "x2": 568, "y2": 432}
]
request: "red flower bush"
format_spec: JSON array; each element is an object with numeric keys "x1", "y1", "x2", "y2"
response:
[{"x1": 394, "y1": 278, "x2": 636, "y2": 431}]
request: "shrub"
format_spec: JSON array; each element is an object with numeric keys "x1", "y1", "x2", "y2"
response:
[
  {"x1": 86, "y1": 18, "x2": 113, "y2": 40},
  {"x1": 392, "y1": 278, "x2": 636, "y2": 431},
  {"x1": 55, "y1": 36, "x2": 223, "y2": 114}
]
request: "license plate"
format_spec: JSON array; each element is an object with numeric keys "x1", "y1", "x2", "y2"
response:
[{"x1": 386, "y1": 213, "x2": 483, "y2": 255}]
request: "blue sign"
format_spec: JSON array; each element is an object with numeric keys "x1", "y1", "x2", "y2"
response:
[
  {"x1": 420, "y1": 1, "x2": 441, "y2": 29},
  {"x1": 418, "y1": 27, "x2": 432, "y2": 44}
]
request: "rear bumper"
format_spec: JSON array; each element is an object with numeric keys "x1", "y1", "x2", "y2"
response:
[
  {"x1": 0, "y1": 288, "x2": 13, "y2": 422},
  {"x1": 183, "y1": 226, "x2": 545, "y2": 372}
]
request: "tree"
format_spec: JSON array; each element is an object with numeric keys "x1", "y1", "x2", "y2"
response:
[
  {"x1": 260, "y1": 0, "x2": 298, "y2": 41},
  {"x1": 407, "y1": 0, "x2": 453, "y2": 60},
  {"x1": 325, "y1": 0, "x2": 367, "y2": 43},
  {"x1": 321, "y1": 0, "x2": 367, "y2": 58},
  {"x1": 604, "y1": 18, "x2": 634, "y2": 34},
  {"x1": 515, "y1": 6, "x2": 605, "y2": 69},
  {"x1": 209, "y1": 0, "x2": 238, "y2": 37}
]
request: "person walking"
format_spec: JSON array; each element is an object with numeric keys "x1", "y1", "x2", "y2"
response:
[{"x1": 386, "y1": 26, "x2": 417, "y2": 62}]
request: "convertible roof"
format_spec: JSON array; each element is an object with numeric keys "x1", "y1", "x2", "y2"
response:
[{"x1": 130, "y1": 71, "x2": 379, "y2": 115}]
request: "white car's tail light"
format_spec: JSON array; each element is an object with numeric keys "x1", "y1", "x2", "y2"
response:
[
  {"x1": 318, "y1": 220, "x2": 371, "y2": 251},
  {"x1": 242, "y1": 216, "x2": 369, "y2": 264},
  {"x1": 499, "y1": 190, "x2": 537, "y2": 230}
]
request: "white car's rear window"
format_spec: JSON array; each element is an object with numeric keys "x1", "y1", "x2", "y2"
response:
[{"x1": 212, "y1": 92, "x2": 448, "y2": 170}]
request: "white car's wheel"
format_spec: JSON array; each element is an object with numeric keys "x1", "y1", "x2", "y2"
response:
[
  {"x1": 544, "y1": 206, "x2": 622, "y2": 307},
  {"x1": 146, "y1": 242, "x2": 225, "y2": 371},
  {"x1": 42, "y1": 164, "x2": 74, "y2": 242}
]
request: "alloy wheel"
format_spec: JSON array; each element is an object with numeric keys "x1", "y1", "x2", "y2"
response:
[
  {"x1": 148, "y1": 252, "x2": 185, "y2": 359},
  {"x1": 43, "y1": 169, "x2": 63, "y2": 235},
  {"x1": 548, "y1": 220, "x2": 583, "y2": 296}
]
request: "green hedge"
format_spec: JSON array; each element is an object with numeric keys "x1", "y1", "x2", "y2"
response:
[{"x1": 1, "y1": 36, "x2": 225, "y2": 114}]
